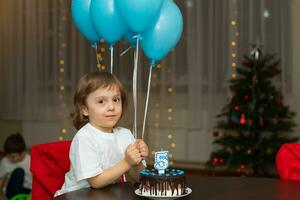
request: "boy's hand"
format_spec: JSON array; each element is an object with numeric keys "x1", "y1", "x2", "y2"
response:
[
  {"x1": 135, "y1": 139, "x2": 149, "y2": 158},
  {"x1": 125, "y1": 143, "x2": 142, "y2": 166}
]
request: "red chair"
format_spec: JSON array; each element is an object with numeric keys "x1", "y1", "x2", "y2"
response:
[
  {"x1": 30, "y1": 141, "x2": 72, "y2": 200},
  {"x1": 30, "y1": 140, "x2": 127, "y2": 200},
  {"x1": 276, "y1": 143, "x2": 300, "y2": 180}
]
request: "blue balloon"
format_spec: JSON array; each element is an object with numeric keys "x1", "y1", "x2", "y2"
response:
[
  {"x1": 141, "y1": 0, "x2": 183, "y2": 62},
  {"x1": 116, "y1": 0, "x2": 164, "y2": 33},
  {"x1": 90, "y1": 0, "x2": 128, "y2": 45},
  {"x1": 124, "y1": 31, "x2": 137, "y2": 48},
  {"x1": 71, "y1": 0, "x2": 100, "y2": 42}
]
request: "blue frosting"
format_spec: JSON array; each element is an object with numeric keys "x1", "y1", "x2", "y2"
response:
[{"x1": 139, "y1": 168, "x2": 185, "y2": 177}]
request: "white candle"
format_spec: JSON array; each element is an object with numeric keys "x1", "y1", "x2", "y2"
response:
[{"x1": 154, "y1": 151, "x2": 169, "y2": 174}]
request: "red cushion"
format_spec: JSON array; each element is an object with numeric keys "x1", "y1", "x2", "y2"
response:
[
  {"x1": 276, "y1": 143, "x2": 300, "y2": 180},
  {"x1": 30, "y1": 141, "x2": 71, "y2": 200}
]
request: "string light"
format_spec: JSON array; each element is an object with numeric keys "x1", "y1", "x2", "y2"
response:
[
  {"x1": 57, "y1": 0, "x2": 68, "y2": 141},
  {"x1": 58, "y1": 136, "x2": 64, "y2": 141},
  {"x1": 166, "y1": 61, "x2": 176, "y2": 166},
  {"x1": 97, "y1": 63, "x2": 101, "y2": 70},
  {"x1": 230, "y1": 0, "x2": 238, "y2": 80},
  {"x1": 150, "y1": 60, "x2": 176, "y2": 166}
]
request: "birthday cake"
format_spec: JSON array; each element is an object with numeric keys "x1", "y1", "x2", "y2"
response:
[
  {"x1": 138, "y1": 151, "x2": 187, "y2": 197},
  {"x1": 139, "y1": 168, "x2": 187, "y2": 197}
]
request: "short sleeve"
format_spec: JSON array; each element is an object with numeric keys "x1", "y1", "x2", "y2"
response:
[
  {"x1": 70, "y1": 135, "x2": 103, "y2": 181},
  {"x1": 0, "y1": 159, "x2": 8, "y2": 178},
  {"x1": 116, "y1": 128, "x2": 136, "y2": 153},
  {"x1": 127, "y1": 129, "x2": 135, "y2": 144}
]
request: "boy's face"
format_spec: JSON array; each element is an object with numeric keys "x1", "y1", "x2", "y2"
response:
[
  {"x1": 82, "y1": 85, "x2": 122, "y2": 132},
  {"x1": 7, "y1": 152, "x2": 25, "y2": 163}
]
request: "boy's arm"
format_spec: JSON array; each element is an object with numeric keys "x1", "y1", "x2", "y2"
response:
[
  {"x1": 88, "y1": 159, "x2": 131, "y2": 189},
  {"x1": 126, "y1": 139, "x2": 148, "y2": 183},
  {"x1": 87, "y1": 144, "x2": 141, "y2": 189},
  {"x1": 0, "y1": 176, "x2": 7, "y2": 195}
]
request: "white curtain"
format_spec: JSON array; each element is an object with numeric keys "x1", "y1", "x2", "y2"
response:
[{"x1": 0, "y1": 0, "x2": 296, "y2": 163}]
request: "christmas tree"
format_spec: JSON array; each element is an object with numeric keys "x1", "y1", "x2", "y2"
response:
[{"x1": 208, "y1": 46, "x2": 298, "y2": 176}]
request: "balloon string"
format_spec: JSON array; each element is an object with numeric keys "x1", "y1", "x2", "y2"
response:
[
  {"x1": 120, "y1": 46, "x2": 132, "y2": 57},
  {"x1": 92, "y1": 43, "x2": 101, "y2": 70},
  {"x1": 110, "y1": 45, "x2": 113, "y2": 73},
  {"x1": 132, "y1": 36, "x2": 139, "y2": 138},
  {"x1": 142, "y1": 62, "x2": 154, "y2": 140}
]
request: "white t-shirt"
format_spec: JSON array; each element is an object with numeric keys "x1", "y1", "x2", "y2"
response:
[
  {"x1": 55, "y1": 123, "x2": 135, "y2": 196},
  {"x1": 0, "y1": 153, "x2": 32, "y2": 192}
]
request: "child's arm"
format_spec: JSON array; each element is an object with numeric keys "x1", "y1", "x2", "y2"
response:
[
  {"x1": 0, "y1": 175, "x2": 7, "y2": 195},
  {"x1": 87, "y1": 143, "x2": 142, "y2": 189},
  {"x1": 127, "y1": 139, "x2": 149, "y2": 182}
]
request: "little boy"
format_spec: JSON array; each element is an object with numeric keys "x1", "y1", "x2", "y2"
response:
[{"x1": 0, "y1": 133, "x2": 32, "y2": 199}]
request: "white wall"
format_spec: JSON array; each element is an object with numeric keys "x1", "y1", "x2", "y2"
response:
[
  {"x1": 0, "y1": 120, "x2": 22, "y2": 150},
  {"x1": 292, "y1": 0, "x2": 300, "y2": 129},
  {"x1": 22, "y1": 121, "x2": 75, "y2": 148}
]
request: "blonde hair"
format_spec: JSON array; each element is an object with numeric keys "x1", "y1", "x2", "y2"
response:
[{"x1": 71, "y1": 71, "x2": 128, "y2": 130}]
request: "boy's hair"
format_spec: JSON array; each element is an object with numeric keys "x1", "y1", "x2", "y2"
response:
[
  {"x1": 71, "y1": 71, "x2": 128, "y2": 130},
  {"x1": 4, "y1": 133, "x2": 26, "y2": 154}
]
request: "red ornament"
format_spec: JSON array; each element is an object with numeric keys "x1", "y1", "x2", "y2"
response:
[
  {"x1": 276, "y1": 99, "x2": 282, "y2": 107},
  {"x1": 212, "y1": 157, "x2": 218, "y2": 165},
  {"x1": 240, "y1": 164, "x2": 246, "y2": 169},
  {"x1": 243, "y1": 95, "x2": 250, "y2": 101},
  {"x1": 234, "y1": 105, "x2": 240, "y2": 111},
  {"x1": 240, "y1": 114, "x2": 246, "y2": 125},
  {"x1": 219, "y1": 158, "x2": 224, "y2": 165},
  {"x1": 213, "y1": 131, "x2": 219, "y2": 137},
  {"x1": 259, "y1": 118, "x2": 264, "y2": 127}
]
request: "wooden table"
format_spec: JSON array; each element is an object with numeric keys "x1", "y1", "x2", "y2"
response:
[{"x1": 53, "y1": 175, "x2": 300, "y2": 200}]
